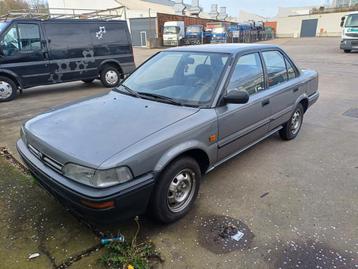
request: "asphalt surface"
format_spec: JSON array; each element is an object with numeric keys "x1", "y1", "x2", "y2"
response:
[{"x1": 0, "y1": 38, "x2": 357, "y2": 269}]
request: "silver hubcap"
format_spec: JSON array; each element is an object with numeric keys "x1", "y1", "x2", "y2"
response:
[
  {"x1": 105, "y1": 70, "x2": 119, "y2": 85},
  {"x1": 290, "y1": 110, "x2": 302, "y2": 135},
  {"x1": 0, "y1": 81, "x2": 13, "y2": 100},
  {"x1": 167, "y1": 169, "x2": 196, "y2": 213}
]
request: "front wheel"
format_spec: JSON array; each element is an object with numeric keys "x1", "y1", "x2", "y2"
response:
[
  {"x1": 344, "y1": 49, "x2": 351, "y2": 53},
  {"x1": 100, "y1": 66, "x2": 121, "y2": 88},
  {"x1": 0, "y1": 76, "x2": 17, "y2": 102},
  {"x1": 149, "y1": 157, "x2": 201, "y2": 223},
  {"x1": 279, "y1": 103, "x2": 304, "y2": 140}
]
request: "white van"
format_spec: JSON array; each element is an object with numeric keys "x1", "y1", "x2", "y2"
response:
[
  {"x1": 340, "y1": 12, "x2": 358, "y2": 53},
  {"x1": 163, "y1": 21, "x2": 185, "y2": 46}
]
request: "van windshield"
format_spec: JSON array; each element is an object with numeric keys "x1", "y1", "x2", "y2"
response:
[
  {"x1": 0, "y1": 22, "x2": 9, "y2": 33},
  {"x1": 164, "y1": 26, "x2": 179, "y2": 34},
  {"x1": 346, "y1": 14, "x2": 358, "y2": 27}
]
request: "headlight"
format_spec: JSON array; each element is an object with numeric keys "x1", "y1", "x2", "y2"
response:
[{"x1": 62, "y1": 163, "x2": 133, "y2": 188}]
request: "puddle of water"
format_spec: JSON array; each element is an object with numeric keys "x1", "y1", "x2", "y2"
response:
[
  {"x1": 269, "y1": 240, "x2": 357, "y2": 269},
  {"x1": 197, "y1": 215, "x2": 254, "y2": 254}
]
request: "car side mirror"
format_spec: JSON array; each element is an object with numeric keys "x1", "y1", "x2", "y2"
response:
[
  {"x1": 340, "y1": 17, "x2": 345, "y2": 27},
  {"x1": 223, "y1": 90, "x2": 249, "y2": 104}
]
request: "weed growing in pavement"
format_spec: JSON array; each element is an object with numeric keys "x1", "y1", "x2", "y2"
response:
[{"x1": 101, "y1": 217, "x2": 160, "y2": 269}]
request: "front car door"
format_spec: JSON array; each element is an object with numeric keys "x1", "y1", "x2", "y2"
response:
[
  {"x1": 0, "y1": 21, "x2": 50, "y2": 87},
  {"x1": 216, "y1": 52, "x2": 272, "y2": 161},
  {"x1": 261, "y1": 50, "x2": 301, "y2": 131}
]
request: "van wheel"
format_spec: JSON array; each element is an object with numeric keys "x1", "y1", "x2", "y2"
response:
[
  {"x1": 100, "y1": 66, "x2": 121, "y2": 88},
  {"x1": 344, "y1": 49, "x2": 351, "y2": 53},
  {"x1": 0, "y1": 76, "x2": 17, "y2": 102},
  {"x1": 150, "y1": 157, "x2": 201, "y2": 223},
  {"x1": 82, "y1": 78, "x2": 95, "y2": 84},
  {"x1": 279, "y1": 103, "x2": 304, "y2": 140}
]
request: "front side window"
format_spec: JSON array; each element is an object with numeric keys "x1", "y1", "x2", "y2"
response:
[
  {"x1": 228, "y1": 53, "x2": 265, "y2": 95},
  {"x1": 18, "y1": 24, "x2": 41, "y2": 51},
  {"x1": 262, "y1": 51, "x2": 288, "y2": 87},
  {"x1": 1, "y1": 25, "x2": 19, "y2": 56},
  {"x1": 122, "y1": 51, "x2": 229, "y2": 107},
  {"x1": 0, "y1": 23, "x2": 41, "y2": 56},
  {"x1": 285, "y1": 58, "x2": 297, "y2": 80}
]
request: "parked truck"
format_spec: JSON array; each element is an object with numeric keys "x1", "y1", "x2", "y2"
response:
[
  {"x1": 184, "y1": 24, "x2": 211, "y2": 45},
  {"x1": 163, "y1": 21, "x2": 185, "y2": 46},
  {"x1": 206, "y1": 22, "x2": 232, "y2": 43},
  {"x1": 340, "y1": 11, "x2": 358, "y2": 53}
]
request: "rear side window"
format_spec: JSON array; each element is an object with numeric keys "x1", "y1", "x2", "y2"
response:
[
  {"x1": 18, "y1": 23, "x2": 41, "y2": 51},
  {"x1": 228, "y1": 53, "x2": 265, "y2": 95},
  {"x1": 262, "y1": 51, "x2": 288, "y2": 87}
]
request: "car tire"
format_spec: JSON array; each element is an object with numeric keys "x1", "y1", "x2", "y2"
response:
[
  {"x1": 0, "y1": 76, "x2": 17, "y2": 102},
  {"x1": 100, "y1": 65, "x2": 121, "y2": 88},
  {"x1": 149, "y1": 157, "x2": 201, "y2": 223},
  {"x1": 344, "y1": 49, "x2": 351, "y2": 53},
  {"x1": 82, "y1": 78, "x2": 95, "y2": 84},
  {"x1": 279, "y1": 103, "x2": 304, "y2": 141}
]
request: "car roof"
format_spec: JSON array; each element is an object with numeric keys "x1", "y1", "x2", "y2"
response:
[{"x1": 166, "y1": 43, "x2": 280, "y2": 54}]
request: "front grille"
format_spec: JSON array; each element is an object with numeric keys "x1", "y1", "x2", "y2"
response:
[
  {"x1": 346, "y1": 33, "x2": 358, "y2": 37},
  {"x1": 28, "y1": 144, "x2": 63, "y2": 173}
]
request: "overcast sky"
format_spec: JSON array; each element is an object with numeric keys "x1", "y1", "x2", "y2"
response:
[{"x1": 198, "y1": 0, "x2": 326, "y2": 18}]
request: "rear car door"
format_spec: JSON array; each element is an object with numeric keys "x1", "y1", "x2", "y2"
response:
[
  {"x1": 0, "y1": 22, "x2": 50, "y2": 87},
  {"x1": 216, "y1": 52, "x2": 272, "y2": 160},
  {"x1": 261, "y1": 50, "x2": 301, "y2": 130}
]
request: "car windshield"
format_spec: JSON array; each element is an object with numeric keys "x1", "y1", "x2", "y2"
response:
[
  {"x1": 213, "y1": 27, "x2": 225, "y2": 34},
  {"x1": 121, "y1": 51, "x2": 229, "y2": 107},
  {"x1": 346, "y1": 14, "x2": 358, "y2": 27},
  {"x1": 187, "y1": 26, "x2": 201, "y2": 33},
  {"x1": 164, "y1": 26, "x2": 179, "y2": 34}
]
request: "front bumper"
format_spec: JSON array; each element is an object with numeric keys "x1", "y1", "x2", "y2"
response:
[
  {"x1": 340, "y1": 39, "x2": 358, "y2": 50},
  {"x1": 16, "y1": 139, "x2": 155, "y2": 224},
  {"x1": 308, "y1": 91, "x2": 320, "y2": 108}
]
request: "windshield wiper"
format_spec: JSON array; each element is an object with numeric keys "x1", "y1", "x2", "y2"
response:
[
  {"x1": 138, "y1": 92, "x2": 183, "y2": 106},
  {"x1": 115, "y1": 84, "x2": 141, "y2": 98}
]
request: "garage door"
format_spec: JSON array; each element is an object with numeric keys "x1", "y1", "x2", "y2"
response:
[{"x1": 300, "y1": 19, "x2": 318, "y2": 37}]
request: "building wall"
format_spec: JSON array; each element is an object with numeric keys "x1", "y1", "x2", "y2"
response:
[
  {"x1": 129, "y1": 17, "x2": 157, "y2": 46},
  {"x1": 276, "y1": 11, "x2": 351, "y2": 37}
]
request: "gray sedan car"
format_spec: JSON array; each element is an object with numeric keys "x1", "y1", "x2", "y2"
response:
[{"x1": 17, "y1": 44, "x2": 319, "y2": 224}]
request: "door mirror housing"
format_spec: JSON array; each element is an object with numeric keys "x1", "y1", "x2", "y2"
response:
[
  {"x1": 340, "y1": 17, "x2": 345, "y2": 27},
  {"x1": 223, "y1": 90, "x2": 249, "y2": 104}
]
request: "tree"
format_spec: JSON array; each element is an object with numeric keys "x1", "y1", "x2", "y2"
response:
[{"x1": 0, "y1": 0, "x2": 30, "y2": 15}]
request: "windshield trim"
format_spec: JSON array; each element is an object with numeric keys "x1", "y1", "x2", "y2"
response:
[{"x1": 120, "y1": 50, "x2": 233, "y2": 109}]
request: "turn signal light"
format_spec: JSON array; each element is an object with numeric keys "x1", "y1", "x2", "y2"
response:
[{"x1": 80, "y1": 199, "x2": 115, "y2": 209}]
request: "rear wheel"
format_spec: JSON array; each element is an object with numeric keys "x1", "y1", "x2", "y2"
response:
[
  {"x1": 0, "y1": 76, "x2": 17, "y2": 102},
  {"x1": 344, "y1": 49, "x2": 351, "y2": 53},
  {"x1": 150, "y1": 157, "x2": 201, "y2": 223},
  {"x1": 279, "y1": 103, "x2": 304, "y2": 140},
  {"x1": 100, "y1": 65, "x2": 121, "y2": 88}
]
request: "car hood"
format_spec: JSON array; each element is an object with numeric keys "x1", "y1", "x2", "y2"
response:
[{"x1": 25, "y1": 91, "x2": 199, "y2": 168}]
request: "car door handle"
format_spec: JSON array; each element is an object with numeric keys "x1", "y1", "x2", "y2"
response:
[
  {"x1": 262, "y1": 99, "x2": 270, "y2": 107},
  {"x1": 293, "y1": 88, "x2": 299, "y2": 92}
]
